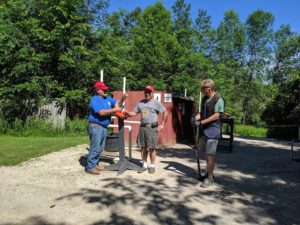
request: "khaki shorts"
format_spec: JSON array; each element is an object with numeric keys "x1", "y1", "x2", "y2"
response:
[
  {"x1": 198, "y1": 136, "x2": 218, "y2": 155},
  {"x1": 137, "y1": 126, "x2": 158, "y2": 150}
]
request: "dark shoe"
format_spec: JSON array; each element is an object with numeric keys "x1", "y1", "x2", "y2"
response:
[
  {"x1": 201, "y1": 178, "x2": 215, "y2": 188},
  {"x1": 148, "y1": 167, "x2": 155, "y2": 174},
  {"x1": 137, "y1": 167, "x2": 148, "y2": 173},
  {"x1": 85, "y1": 168, "x2": 100, "y2": 175},
  {"x1": 199, "y1": 174, "x2": 207, "y2": 182},
  {"x1": 199, "y1": 173, "x2": 215, "y2": 182}
]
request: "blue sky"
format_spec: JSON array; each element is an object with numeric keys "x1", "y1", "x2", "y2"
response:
[{"x1": 108, "y1": 0, "x2": 300, "y2": 33}]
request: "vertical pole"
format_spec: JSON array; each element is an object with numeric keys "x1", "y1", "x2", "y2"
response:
[
  {"x1": 128, "y1": 128, "x2": 132, "y2": 161},
  {"x1": 198, "y1": 92, "x2": 202, "y2": 113},
  {"x1": 100, "y1": 70, "x2": 103, "y2": 82},
  {"x1": 118, "y1": 117, "x2": 125, "y2": 161},
  {"x1": 123, "y1": 77, "x2": 126, "y2": 94},
  {"x1": 184, "y1": 89, "x2": 187, "y2": 97}
]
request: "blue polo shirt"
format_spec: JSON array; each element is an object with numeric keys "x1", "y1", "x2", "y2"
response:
[{"x1": 88, "y1": 95, "x2": 117, "y2": 127}]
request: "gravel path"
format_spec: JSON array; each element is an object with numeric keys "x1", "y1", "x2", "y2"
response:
[{"x1": 0, "y1": 137, "x2": 299, "y2": 225}]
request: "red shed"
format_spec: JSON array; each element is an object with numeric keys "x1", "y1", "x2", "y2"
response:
[{"x1": 113, "y1": 91, "x2": 195, "y2": 146}]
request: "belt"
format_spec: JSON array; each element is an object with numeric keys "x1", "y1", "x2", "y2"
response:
[
  {"x1": 88, "y1": 122, "x2": 107, "y2": 128},
  {"x1": 141, "y1": 122, "x2": 158, "y2": 128}
]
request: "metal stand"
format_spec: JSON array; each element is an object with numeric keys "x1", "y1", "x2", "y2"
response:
[
  {"x1": 104, "y1": 117, "x2": 140, "y2": 175},
  {"x1": 217, "y1": 118, "x2": 234, "y2": 153},
  {"x1": 291, "y1": 139, "x2": 300, "y2": 162}
]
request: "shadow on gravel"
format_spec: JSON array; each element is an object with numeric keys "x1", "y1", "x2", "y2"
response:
[
  {"x1": 54, "y1": 178, "x2": 217, "y2": 225},
  {"x1": 4, "y1": 138, "x2": 299, "y2": 225},
  {"x1": 0, "y1": 217, "x2": 67, "y2": 225},
  {"x1": 72, "y1": 139, "x2": 299, "y2": 225},
  {"x1": 152, "y1": 138, "x2": 300, "y2": 225}
]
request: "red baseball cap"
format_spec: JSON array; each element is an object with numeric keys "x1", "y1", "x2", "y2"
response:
[
  {"x1": 93, "y1": 81, "x2": 109, "y2": 91},
  {"x1": 144, "y1": 85, "x2": 154, "y2": 92}
]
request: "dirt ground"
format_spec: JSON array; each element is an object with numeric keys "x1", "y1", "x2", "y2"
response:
[{"x1": 0, "y1": 137, "x2": 300, "y2": 225}]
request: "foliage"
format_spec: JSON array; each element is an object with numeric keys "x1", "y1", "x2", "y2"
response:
[
  {"x1": 0, "y1": 0, "x2": 299, "y2": 130},
  {"x1": 0, "y1": 117, "x2": 88, "y2": 136},
  {"x1": 234, "y1": 124, "x2": 267, "y2": 138},
  {"x1": 65, "y1": 117, "x2": 88, "y2": 135}
]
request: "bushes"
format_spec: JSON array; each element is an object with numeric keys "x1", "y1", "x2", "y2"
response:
[
  {"x1": 0, "y1": 116, "x2": 269, "y2": 138},
  {"x1": 234, "y1": 124, "x2": 267, "y2": 138},
  {"x1": 267, "y1": 125, "x2": 299, "y2": 140},
  {"x1": 65, "y1": 117, "x2": 88, "y2": 135},
  {"x1": 0, "y1": 117, "x2": 88, "y2": 136}
]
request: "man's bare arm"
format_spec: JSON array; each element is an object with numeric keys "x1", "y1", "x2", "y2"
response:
[
  {"x1": 200, "y1": 112, "x2": 220, "y2": 125},
  {"x1": 98, "y1": 103, "x2": 121, "y2": 116}
]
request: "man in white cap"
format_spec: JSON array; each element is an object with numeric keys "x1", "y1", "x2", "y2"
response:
[{"x1": 126, "y1": 85, "x2": 168, "y2": 174}]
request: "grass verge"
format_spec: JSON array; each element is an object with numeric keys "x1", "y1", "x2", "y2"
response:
[
  {"x1": 0, "y1": 135, "x2": 89, "y2": 166},
  {"x1": 234, "y1": 124, "x2": 267, "y2": 138}
]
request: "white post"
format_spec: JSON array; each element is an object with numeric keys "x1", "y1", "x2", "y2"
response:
[
  {"x1": 198, "y1": 92, "x2": 202, "y2": 113},
  {"x1": 100, "y1": 70, "x2": 103, "y2": 82},
  {"x1": 123, "y1": 77, "x2": 126, "y2": 94},
  {"x1": 121, "y1": 77, "x2": 126, "y2": 106},
  {"x1": 184, "y1": 89, "x2": 187, "y2": 97}
]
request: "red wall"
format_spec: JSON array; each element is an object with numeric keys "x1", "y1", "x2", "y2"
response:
[{"x1": 113, "y1": 91, "x2": 177, "y2": 146}]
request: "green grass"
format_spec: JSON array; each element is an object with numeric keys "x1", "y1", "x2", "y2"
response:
[
  {"x1": 234, "y1": 124, "x2": 267, "y2": 138},
  {"x1": 0, "y1": 135, "x2": 89, "y2": 166}
]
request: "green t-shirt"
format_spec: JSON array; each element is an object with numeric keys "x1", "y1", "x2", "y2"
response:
[{"x1": 206, "y1": 96, "x2": 225, "y2": 113}]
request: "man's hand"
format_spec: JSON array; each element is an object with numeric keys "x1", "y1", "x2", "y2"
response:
[
  {"x1": 123, "y1": 109, "x2": 137, "y2": 117},
  {"x1": 119, "y1": 93, "x2": 128, "y2": 105},
  {"x1": 158, "y1": 124, "x2": 164, "y2": 131},
  {"x1": 194, "y1": 113, "x2": 201, "y2": 121}
]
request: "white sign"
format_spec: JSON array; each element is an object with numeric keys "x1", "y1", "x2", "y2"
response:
[
  {"x1": 154, "y1": 93, "x2": 161, "y2": 102},
  {"x1": 164, "y1": 93, "x2": 172, "y2": 103}
]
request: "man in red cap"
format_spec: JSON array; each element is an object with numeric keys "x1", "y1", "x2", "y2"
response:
[
  {"x1": 86, "y1": 81, "x2": 124, "y2": 175},
  {"x1": 126, "y1": 85, "x2": 168, "y2": 174}
]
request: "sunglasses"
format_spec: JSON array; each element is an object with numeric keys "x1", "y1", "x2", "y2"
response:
[{"x1": 144, "y1": 90, "x2": 152, "y2": 94}]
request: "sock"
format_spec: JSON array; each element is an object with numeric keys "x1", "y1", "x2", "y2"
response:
[
  {"x1": 149, "y1": 164, "x2": 155, "y2": 168},
  {"x1": 143, "y1": 162, "x2": 148, "y2": 168}
]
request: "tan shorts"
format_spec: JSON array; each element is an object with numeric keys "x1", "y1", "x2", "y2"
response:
[{"x1": 137, "y1": 126, "x2": 158, "y2": 150}]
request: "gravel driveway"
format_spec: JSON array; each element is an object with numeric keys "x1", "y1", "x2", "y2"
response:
[{"x1": 0, "y1": 137, "x2": 299, "y2": 225}]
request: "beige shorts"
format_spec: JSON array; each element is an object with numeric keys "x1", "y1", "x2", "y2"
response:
[{"x1": 137, "y1": 126, "x2": 158, "y2": 150}]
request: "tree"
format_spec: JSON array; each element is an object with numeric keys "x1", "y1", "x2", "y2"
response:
[
  {"x1": 263, "y1": 33, "x2": 300, "y2": 125},
  {"x1": 171, "y1": 0, "x2": 193, "y2": 49},
  {"x1": 0, "y1": 0, "x2": 108, "y2": 120},
  {"x1": 94, "y1": 8, "x2": 141, "y2": 91},
  {"x1": 213, "y1": 10, "x2": 246, "y2": 122},
  {"x1": 129, "y1": 2, "x2": 182, "y2": 91},
  {"x1": 194, "y1": 9, "x2": 215, "y2": 56},
  {"x1": 240, "y1": 10, "x2": 274, "y2": 124}
]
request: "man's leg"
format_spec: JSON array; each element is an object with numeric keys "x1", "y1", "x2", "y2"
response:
[
  {"x1": 201, "y1": 139, "x2": 217, "y2": 187},
  {"x1": 149, "y1": 148, "x2": 156, "y2": 164},
  {"x1": 86, "y1": 125, "x2": 106, "y2": 175},
  {"x1": 148, "y1": 148, "x2": 156, "y2": 174},
  {"x1": 141, "y1": 147, "x2": 148, "y2": 165},
  {"x1": 137, "y1": 127, "x2": 148, "y2": 173},
  {"x1": 206, "y1": 154, "x2": 215, "y2": 179},
  {"x1": 138, "y1": 147, "x2": 148, "y2": 173}
]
